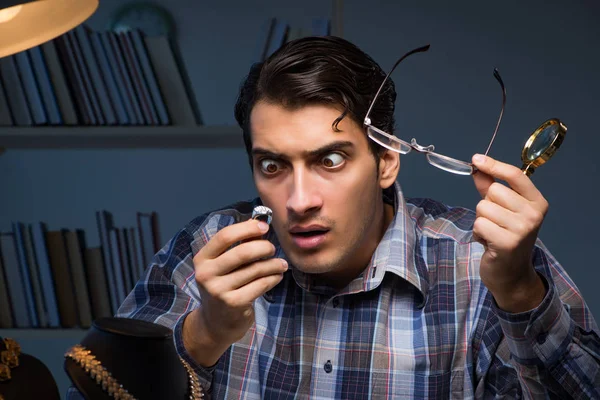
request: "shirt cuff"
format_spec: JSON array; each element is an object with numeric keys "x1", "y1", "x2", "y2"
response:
[
  {"x1": 494, "y1": 273, "x2": 574, "y2": 366},
  {"x1": 173, "y1": 309, "x2": 217, "y2": 392}
]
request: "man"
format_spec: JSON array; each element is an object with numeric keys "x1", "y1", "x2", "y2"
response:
[{"x1": 112, "y1": 36, "x2": 596, "y2": 398}]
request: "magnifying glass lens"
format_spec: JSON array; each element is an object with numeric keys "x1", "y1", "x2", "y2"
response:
[
  {"x1": 526, "y1": 124, "x2": 560, "y2": 161},
  {"x1": 520, "y1": 118, "x2": 566, "y2": 176}
]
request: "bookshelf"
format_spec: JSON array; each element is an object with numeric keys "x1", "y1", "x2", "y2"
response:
[
  {"x1": 0, "y1": 2, "x2": 342, "y2": 152},
  {"x1": 0, "y1": 328, "x2": 86, "y2": 339},
  {"x1": 0, "y1": 0, "x2": 342, "y2": 397},
  {"x1": 0, "y1": 125, "x2": 244, "y2": 150}
]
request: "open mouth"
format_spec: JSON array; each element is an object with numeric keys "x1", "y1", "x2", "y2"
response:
[
  {"x1": 289, "y1": 229, "x2": 329, "y2": 249},
  {"x1": 291, "y1": 230, "x2": 328, "y2": 237}
]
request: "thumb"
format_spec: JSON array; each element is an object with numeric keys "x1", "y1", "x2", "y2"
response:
[{"x1": 472, "y1": 166, "x2": 495, "y2": 199}]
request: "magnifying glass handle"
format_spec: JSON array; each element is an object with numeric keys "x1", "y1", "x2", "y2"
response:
[{"x1": 521, "y1": 163, "x2": 535, "y2": 177}]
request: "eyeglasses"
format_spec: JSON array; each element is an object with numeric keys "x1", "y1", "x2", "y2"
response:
[{"x1": 363, "y1": 45, "x2": 506, "y2": 176}]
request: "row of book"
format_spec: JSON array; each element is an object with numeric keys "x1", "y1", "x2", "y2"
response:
[
  {"x1": 255, "y1": 17, "x2": 331, "y2": 63},
  {"x1": 0, "y1": 24, "x2": 202, "y2": 127},
  {"x1": 0, "y1": 210, "x2": 161, "y2": 329}
]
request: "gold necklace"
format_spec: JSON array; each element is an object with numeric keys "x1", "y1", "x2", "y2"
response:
[
  {"x1": 65, "y1": 345, "x2": 204, "y2": 399},
  {"x1": 0, "y1": 338, "x2": 21, "y2": 382}
]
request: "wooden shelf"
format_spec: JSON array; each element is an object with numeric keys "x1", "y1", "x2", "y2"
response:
[
  {"x1": 0, "y1": 125, "x2": 244, "y2": 150},
  {"x1": 0, "y1": 328, "x2": 88, "y2": 339}
]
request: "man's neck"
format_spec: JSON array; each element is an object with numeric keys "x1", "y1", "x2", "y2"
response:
[{"x1": 314, "y1": 202, "x2": 396, "y2": 291}]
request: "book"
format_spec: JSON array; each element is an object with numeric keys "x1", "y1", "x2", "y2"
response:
[
  {"x1": 41, "y1": 40, "x2": 79, "y2": 125},
  {"x1": 45, "y1": 230, "x2": 78, "y2": 328},
  {"x1": 63, "y1": 229, "x2": 93, "y2": 328},
  {"x1": 0, "y1": 55, "x2": 33, "y2": 126},
  {"x1": 144, "y1": 35, "x2": 198, "y2": 126},
  {"x1": 0, "y1": 233, "x2": 31, "y2": 327}
]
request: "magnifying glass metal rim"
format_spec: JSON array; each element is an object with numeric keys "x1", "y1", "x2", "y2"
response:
[{"x1": 521, "y1": 118, "x2": 567, "y2": 176}]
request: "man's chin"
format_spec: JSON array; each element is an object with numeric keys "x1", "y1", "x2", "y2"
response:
[
  {"x1": 286, "y1": 251, "x2": 338, "y2": 275},
  {"x1": 280, "y1": 236, "x2": 341, "y2": 270}
]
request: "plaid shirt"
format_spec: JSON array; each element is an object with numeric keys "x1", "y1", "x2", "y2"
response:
[{"x1": 68, "y1": 183, "x2": 599, "y2": 399}]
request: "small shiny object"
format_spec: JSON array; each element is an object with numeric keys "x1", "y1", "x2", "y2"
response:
[
  {"x1": 65, "y1": 344, "x2": 203, "y2": 399},
  {"x1": 1, "y1": 350, "x2": 18, "y2": 368},
  {"x1": 0, "y1": 364, "x2": 11, "y2": 381},
  {"x1": 252, "y1": 205, "x2": 273, "y2": 225},
  {"x1": 3, "y1": 338, "x2": 21, "y2": 356}
]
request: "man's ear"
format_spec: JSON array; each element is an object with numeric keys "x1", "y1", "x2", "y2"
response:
[{"x1": 378, "y1": 149, "x2": 400, "y2": 189}]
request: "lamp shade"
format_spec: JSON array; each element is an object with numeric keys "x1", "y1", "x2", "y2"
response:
[{"x1": 0, "y1": 0, "x2": 98, "y2": 58}]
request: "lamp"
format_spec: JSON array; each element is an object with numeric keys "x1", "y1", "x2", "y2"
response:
[{"x1": 0, "y1": 0, "x2": 98, "y2": 58}]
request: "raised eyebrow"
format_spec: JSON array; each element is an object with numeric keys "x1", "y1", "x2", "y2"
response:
[
  {"x1": 305, "y1": 141, "x2": 354, "y2": 158},
  {"x1": 251, "y1": 148, "x2": 285, "y2": 160},
  {"x1": 251, "y1": 141, "x2": 355, "y2": 160}
]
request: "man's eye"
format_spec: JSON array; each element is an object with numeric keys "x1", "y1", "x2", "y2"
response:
[
  {"x1": 321, "y1": 153, "x2": 345, "y2": 168},
  {"x1": 260, "y1": 159, "x2": 281, "y2": 174}
]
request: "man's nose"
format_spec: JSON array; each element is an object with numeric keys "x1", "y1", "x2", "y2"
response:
[{"x1": 286, "y1": 169, "x2": 323, "y2": 216}]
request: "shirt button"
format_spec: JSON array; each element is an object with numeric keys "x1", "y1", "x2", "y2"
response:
[
  {"x1": 536, "y1": 332, "x2": 548, "y2": 345},
  {"x1": 332, "y1": 298, "x2": 339, "y2": 308},
  {"x1": 324, "y1": 360, "x2": 333, "y2": 373}
]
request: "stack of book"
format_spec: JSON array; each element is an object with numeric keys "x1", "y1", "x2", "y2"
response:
[
  {"x1": 0, "y1": 210, "x2": 161, "y2": 329},
  {"x1": 0, "y1": 24, "x2": 202, "y2": 127}
]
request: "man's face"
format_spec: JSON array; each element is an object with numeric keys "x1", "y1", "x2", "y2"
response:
[{"x1": 250, "y1": 102, "x2": 396, "y2": 283}]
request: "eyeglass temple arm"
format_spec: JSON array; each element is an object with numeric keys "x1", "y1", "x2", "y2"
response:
[
  {"x1": 364, "y1": 44, "x2": 431, "y2": 124},
  {"x1": 484, "y1": 68, "x2": 507, "y2": 156}
]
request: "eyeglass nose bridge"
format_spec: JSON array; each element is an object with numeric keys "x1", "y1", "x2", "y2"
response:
[{"x1": 410, "y1": 138, "x2": 435, "y2": 153}]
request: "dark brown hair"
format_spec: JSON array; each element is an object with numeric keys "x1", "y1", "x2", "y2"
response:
[{"x1": 234, "y1": 36, "x2": 396, "y2": 167}]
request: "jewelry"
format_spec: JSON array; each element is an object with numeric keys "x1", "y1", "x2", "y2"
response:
[
  {"x1": 3, "y1": 338, "x2": 20, "y2": 355},
  {"x1": 252, "y1": 205, "x2": 273, "y2": 225},
  {"x1": 0, "y1": 338, "x2": 21, "y2": 382},
  {"x1": 0, "y1": 363, "x2": 10, "y2": 382},
  {"x1": 65, "y1": 345, "x2": 204, "y2": 399}
]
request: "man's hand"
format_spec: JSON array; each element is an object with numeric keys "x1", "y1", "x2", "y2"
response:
[
  {"x1": 471, "y1": 154, "x2": 548, "y2": 313},
  {"x1": 183, "y1": 219, "x2": 288, "y2": 366}
]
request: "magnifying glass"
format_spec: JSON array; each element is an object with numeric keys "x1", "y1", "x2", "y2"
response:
[{"x1": 520, "y1": 118, "x2": 567, "y2": 176}]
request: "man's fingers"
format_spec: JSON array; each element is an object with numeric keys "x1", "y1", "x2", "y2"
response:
[
  {"x1": 482, "y1": 182, "x2": 527, "y2": 214},
  {"x1": 216, "y1": 241, "x2": 277, "y2": 275},
  {"x1": 472, "y1": 154, "x2": 543, "y2": 202},
  {"x1": 217, "y1": 258, "x2": 287, "y2": 290},
  {"x1": 472, "y1": 168, "x2": 495, "y2": 199},
  {"x1": 197, "y1": 219, "x2": 269, "y2": 261},
  {"x1": 476, "y1": 199, "x2": 519, "y2": 231},
  {"x1": 473, "y1": 216, "x2": 516, "y2": 250},
  {"x1": 226, "y1": 273, "x2": 285, "y2": 307}
]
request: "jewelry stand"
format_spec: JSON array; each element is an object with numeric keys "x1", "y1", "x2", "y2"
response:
[
  {"x1": 0, "y1": 337, "x2": 60, "y2": 400},
  {"x1": 64, "y1": 317, "x2": 202, "y2": 399}
]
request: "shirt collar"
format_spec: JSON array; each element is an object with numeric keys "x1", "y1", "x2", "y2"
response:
[{"x1": 360, "y1": 181, "x2": 429, "y2": 298}]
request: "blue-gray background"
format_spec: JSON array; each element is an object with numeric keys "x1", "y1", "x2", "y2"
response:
[{"x1": 2, "y1": 0, "x2": 598, "y2": 318}]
